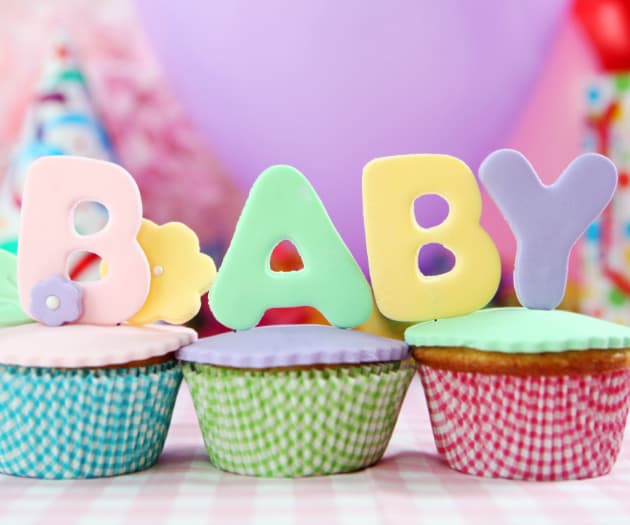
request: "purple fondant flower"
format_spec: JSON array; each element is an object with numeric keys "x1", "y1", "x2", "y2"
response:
[{"x1": 30, "y1": 275, "x2": 83, "y2": 327}]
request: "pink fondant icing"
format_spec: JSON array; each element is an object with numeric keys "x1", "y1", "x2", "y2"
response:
[
  {"x1": 0, "y1": 323, "x2": 196, "y2": 368},
  {"x1": 18, "y1": 156, "x2": 151, "y2": 326}
]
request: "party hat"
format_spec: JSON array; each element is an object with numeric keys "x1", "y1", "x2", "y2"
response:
[{"x1": 0, "y1": 36, "x2": 113, "y2": 279}]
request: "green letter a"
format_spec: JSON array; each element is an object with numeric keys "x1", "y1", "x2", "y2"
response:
[{"x1": 210, "y1": 165, "x2": 373, "y2": 330}]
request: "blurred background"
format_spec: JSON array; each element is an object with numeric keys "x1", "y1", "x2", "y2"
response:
[{"x1": 0, "y1": 0, "x2": 628, "y2": 334}]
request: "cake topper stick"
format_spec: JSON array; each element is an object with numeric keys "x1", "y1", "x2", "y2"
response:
[
  {"x1": 363, "y1": 154, "x2": 501, "y2": 322},
  {"x1": 210, "y1": 165, "x2": 373, "y2": 331},
  {"x1": 479, "y1": 149, "x2": 617, "y2": 310},
  {"x1": 18, "y1": 156, "x2": 150, "y2": 325}
]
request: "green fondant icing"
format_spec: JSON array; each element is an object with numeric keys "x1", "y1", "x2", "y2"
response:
[
  {"x1": 210, "y1": 165, "x2": 373, "y2": 330},
  {"x1": 404, "y1": 307, "x2": 630, "y2": 353},
  {"x1": 0, "y1": 250, "x2": 34, "y2": 327}
]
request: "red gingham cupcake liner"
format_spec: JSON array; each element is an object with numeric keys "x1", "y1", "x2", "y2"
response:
[{"x1": 418, "y1": 365, "x2": 630, "y2": 480}]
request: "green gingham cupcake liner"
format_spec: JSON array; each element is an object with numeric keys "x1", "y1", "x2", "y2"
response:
[
  {"x1": 183, "y1": 361, "x2": 415, "y2": 477},
  {"x1": 0, "y1": 360, "x2": 182, "y2": 479}
]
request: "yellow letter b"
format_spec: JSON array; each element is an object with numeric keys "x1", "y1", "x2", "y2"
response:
[{"x1": 363, "y1": 155, "x2": 500, "y2": 322}]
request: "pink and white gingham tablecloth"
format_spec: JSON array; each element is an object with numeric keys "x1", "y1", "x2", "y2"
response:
[{"x1": 1, "y1": 377, "x2": 629, "y2": 525}]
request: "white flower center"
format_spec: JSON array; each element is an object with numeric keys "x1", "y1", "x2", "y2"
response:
[
  {"x1": 152, "y1": 265, "x2": 164, "y2": 277},
  {"x1": 46, "y1": 295, "x2": 61, "y2": 311}
]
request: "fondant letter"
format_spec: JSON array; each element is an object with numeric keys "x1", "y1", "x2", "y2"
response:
[
  {"x1": 363, "y1": 154, "x2": 500, "y2": 321},
  {"x1": 479, "y1": 149, "x2": 616, "y2": 310},
  {"x1": 210, "y1": 165, "x2": 373, "y2": 330},
  {"x1": 18, "y1": 156, "x2": 150, "y2": 324}
]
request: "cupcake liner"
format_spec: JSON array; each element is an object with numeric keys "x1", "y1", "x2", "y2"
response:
[
  {"x1": 418, "y1": 364, "x2": 630, "y2": 480},
  {"x1": 0, "y1": 361, "x2": 182, "y2": 479},
  {"x1": 183, "y1": 361, "x2": 415, "y2": 477}
]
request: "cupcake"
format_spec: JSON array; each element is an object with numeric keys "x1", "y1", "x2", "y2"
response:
[
  {"x1": 0, "y1": 323, "x2": 195, "y2": 479},
  {"x1": 405, "y1": 145, "x2": 630, "y2": 481},
  {"x1": 406, "y1": 307, "x2": 630, "y2": 480},
  {"x1": 403, "y1": 148, "x2": 625, "y2": 481},
  {"x1": 177, "y1": 324, "x2": 414, "y2": 477},
  {"x1": 0, "y1": 156, "x2": 216, "y2": 479},
  {"x1": 178, "y1": 164, "x2": 414, "y2": 477}
]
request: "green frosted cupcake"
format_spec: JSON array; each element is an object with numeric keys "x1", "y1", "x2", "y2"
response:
[{"x1": 177, "y1": 324, "x2": 414, "y2": 477}]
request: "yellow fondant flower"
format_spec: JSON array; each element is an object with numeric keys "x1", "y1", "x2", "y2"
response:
[{"x1": 129, "y1": 219, "x2": 216, "y2": 325}]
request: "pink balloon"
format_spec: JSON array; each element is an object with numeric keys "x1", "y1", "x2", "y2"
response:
[{"x1": 136, "y1": 1, "x2": 568, "y2": 271}]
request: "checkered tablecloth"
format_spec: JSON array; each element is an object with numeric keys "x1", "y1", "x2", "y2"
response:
[{"x1": 1, "y1": 376, "x2": 629, "y2": 525}]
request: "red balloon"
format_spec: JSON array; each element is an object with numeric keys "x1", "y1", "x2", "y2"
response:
[{"x1": 575, "y1": 0, "x2": 630, "y2": 70}]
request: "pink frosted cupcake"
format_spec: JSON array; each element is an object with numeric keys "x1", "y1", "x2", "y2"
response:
[{"x1": 0, "y1": 155, "x2": 215, "y2": 478}]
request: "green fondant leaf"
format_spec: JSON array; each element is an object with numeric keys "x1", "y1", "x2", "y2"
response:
[{"x1": 0, "y1": 250, "x2": 34, "y2": 326}]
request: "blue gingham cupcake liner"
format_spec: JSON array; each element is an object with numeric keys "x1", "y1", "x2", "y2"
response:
[{"x1": 0, "y1": 360, "x2": 182, "y2": 479}]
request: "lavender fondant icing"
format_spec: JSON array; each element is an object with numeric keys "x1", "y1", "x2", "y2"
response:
[
  {"x1": 176, "y1": 324, "x2": 409, "y2": 368},
  {"x1": 479, "y1": 149, "x2": 617, "y2": 310}
]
